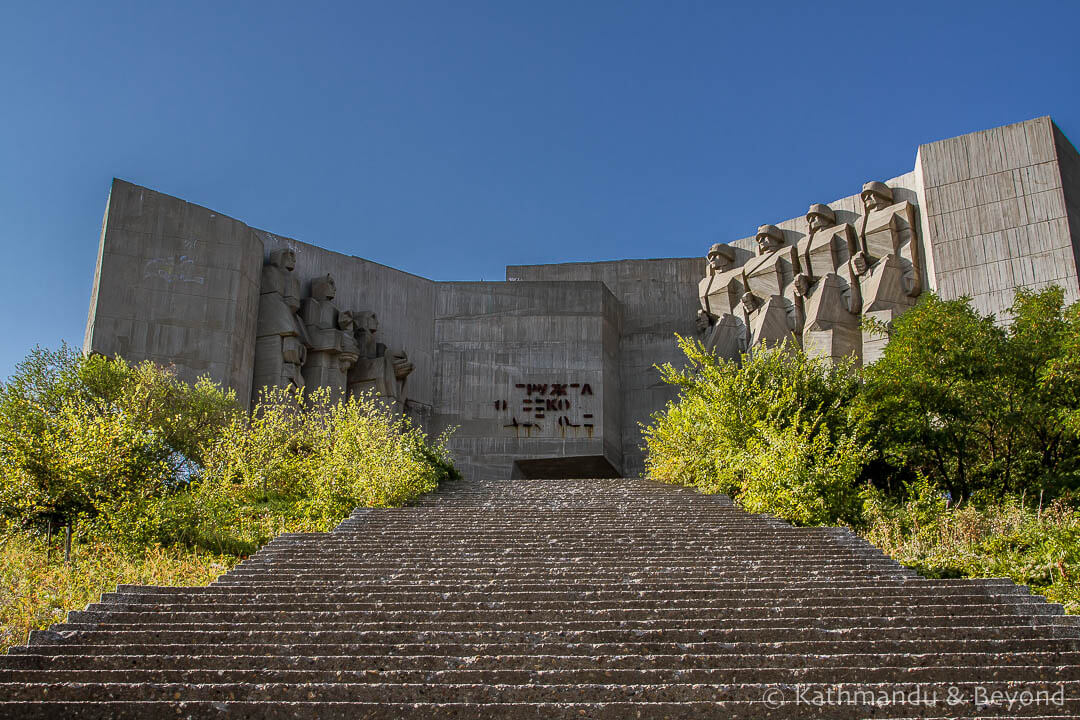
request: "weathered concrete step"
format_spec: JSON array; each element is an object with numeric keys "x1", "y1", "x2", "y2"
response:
[
  {"x1": 219, "y1": 561, "x2": 908, "y2": 572},
  {"x1": 29, "y1": 625, "x2": 1080, "y2": 648},
  {"x1": 7, "y1": 650, "x2": 1080, "y2": 672},
  {"x1": 4, "y1": 664, "x2": 1077, "y2": 685},
  {"x1": 111, "y1": 577, "x2": 1029, "y2": 593},
  {"x1": 20, "y1": 638, "x2": 1080, "y2": 657},
  {"x1": 215, "y1": 569, "x2": 911, "y2": 581},
  {"x1": 317, "y1": 517, "x2": 836, "y2": 524},
  {"x1": 241, "y1": 551, "x2": 894, "y2": 561},
  {"x1": 199, "y1": 585, "x2": 1037, "y2": 602},
  {"x1": 209, "y1": 576, "x2": 922, "y2": 589},
  {"x1": 228, "y1": 558, "x2": 901, "y2": 569},
  {"x1": 101, "y1": 585, "x2": 1039, "y2": 604},
  {"x1": 290, "y1": 546, "x2": 888, "y2": 557},
  {"x1": 308, "y1": 535, "x2": 862, "y2": 543},
  {"x1": 2, "y1": 680, "x2": 1076, "y2": 705},
  {"x1": 1, "y1": 701, "x2": 1075, "y2": 720},
  {"x1": 86, "y1": 604, "x2": 1062, "y2": 621},
  {"x1": 72, "y1": 605, "x2": 1068, "y2": 625},
  {"x1": 221, "y1": 560, "x2": 911, "y2": 570},
  {"x1": 289, "y1": 528, "x2": 859, "y2": 535},
  {"x1": 52, "y1": 619, "x2": 1079, "y2": 639},
  {"x1": 212, "y1": 570, "x2": 917, "y2": 583}
]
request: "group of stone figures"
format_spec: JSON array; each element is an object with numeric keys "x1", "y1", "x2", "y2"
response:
[
  {"x1": 252, "y1": 248, "x2": 414, "y2": 409},
  {"x1": 697, "y1": 180, "x2": 922, "y2": 364}
]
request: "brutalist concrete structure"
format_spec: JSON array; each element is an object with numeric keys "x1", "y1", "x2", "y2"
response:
[{"x1": 84, "y1": 116, "x2": 1080, "y2": 480}]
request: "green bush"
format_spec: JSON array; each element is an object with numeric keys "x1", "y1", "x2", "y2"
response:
[
  {"x1": 643, "y1": 336, "x2": 868, "y2": 525},
  {"x1": 200, "y1": 386, "x2": 457, "y2": 529},
  {"x1": 863, "y1": 487, "x2": 1080, "y2": 614},
  {"x1": 0, "y1": 346, "x2": 458, "y2": 552},
  {"x1": 644, "y1": 285, "x2": 1080, "y2": 527},
  {"x1": 0, "y1": 346, "x2": 238, "y2": 547}
]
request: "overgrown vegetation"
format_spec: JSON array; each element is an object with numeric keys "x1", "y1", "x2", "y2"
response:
[
  {"x1": 644, "y1": 337, "x2": 867, "y2": 525},
  {"x1": 0, "y1": 526, "x2": 232, "y2": 651},
  {"x1": 644, "y1": 286, "x2": 1080, "y2": 610},
  {"x1": 864, "y1": 481, "x2": 1079, "y2": 614},
  {"x1": 0, "y1": 346, "x2": 458, "y2": 649}
]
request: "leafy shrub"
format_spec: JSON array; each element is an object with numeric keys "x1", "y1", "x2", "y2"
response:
[
  {"x1": 0, "y1": 346, "x2": 459, "y2": 551},
  {"x1": 0, "y1": 346, "x2": 238, "y2": 547},
  {"x1": 199, "y1": 386, "x2": 458, "y2": 531},
  {"x1": 740, "y1": 423, "x2": 867, "y2": 526},
  {"x1": 643, "y1": 336, "x2": 868, "y2": 525}
]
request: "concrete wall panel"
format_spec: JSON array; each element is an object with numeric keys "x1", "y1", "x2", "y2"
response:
[
  {"x1": 84, "y1": 180, "x2": 263, "y2": 404},
  {"x1": 254, "y1": 231, "x2": 436, "y2": 413},
  {"x1": 432, "y1": 281, "x2": 621, "y2": 481},
  {"x1": 505, "y1": 258, "x2": 699, "y2": 477},
  {"x1": 918, "y1": 116, "x2": 1080, "y2": 315}
]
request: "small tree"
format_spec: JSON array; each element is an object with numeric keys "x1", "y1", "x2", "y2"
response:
[
  {"x1": 856, "y1": 287, "x2": 1080, "y2": 501},
  {"x1": 0, "y1": 345, "x2": 238, "y2": 545}
]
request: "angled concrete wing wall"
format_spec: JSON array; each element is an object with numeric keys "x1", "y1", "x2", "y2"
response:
[
  {"x1": 917, "y1": 116, "x2": 1080, "y2": 315},
  {"x1": 84, "y1": 180, "x2": 264, "y2": 403},
  {"x1": 1052, "y1": 122, "x2": 1080, "y2": 286}
]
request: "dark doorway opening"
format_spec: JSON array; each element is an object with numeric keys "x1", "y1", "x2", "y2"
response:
[{"x1": 512, "y1": 455, "x2": 621, "y2": 479}]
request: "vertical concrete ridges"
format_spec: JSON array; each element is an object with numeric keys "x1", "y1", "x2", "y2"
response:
[
  {"x1": 2, "y1": 475, "x2": 1076, "y2": 718},
  {"x1": 918, "y1": 116, "x2": 1080, "y2": 316}
]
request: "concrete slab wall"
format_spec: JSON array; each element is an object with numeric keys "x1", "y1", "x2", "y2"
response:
[
  {"x1": 506, "y1": 258, "x2": 700, "y2": 477},
  {"x1": 82, "y1": 116, "x2": 1080, "y2": 482},
  {"x1": 84, "y1": 179, "x2": 263, "y2": 404},
  {"x1": 1053, "y1": 123, "x2": 1080, "y2": 282},
  {"x1": 431, "y1": 281, "x2": 621, "y2": 481},
  {"x1": 254, "y1": 231, "x2": 437, "y2": 414},
  {"x1": 918, "y1": 116, "x2": 1080, "y2": 317}
]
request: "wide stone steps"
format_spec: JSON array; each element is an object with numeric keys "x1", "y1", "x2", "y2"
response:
[
  {"x1": 3, "y1": 476, "x2": 1076, "y2": 718},
  {"x1": 3, "y1": 704, "x2": 1078, "y2": 720},
  {"x1": 4, "y1": 679, "x2": 1079, "y2": 703},
  {"x1": 3, "y1": 665, "x2": 1077, "y2": 684},
  {"x1": 5, "y1": 650, "x2": 1080, "y2": 671}
]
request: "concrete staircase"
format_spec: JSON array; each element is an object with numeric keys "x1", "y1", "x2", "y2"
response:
[{"x1": 2, "y1": 477, "x2": 1078, "y2": 718}]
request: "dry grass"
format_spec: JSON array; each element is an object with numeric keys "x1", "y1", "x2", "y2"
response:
[
  {"x1": 0, "y1": 530, "x2": 236, "y2": 651},
  {"x1": 863, "y1": 498, "x2": 1080, "y2": 614}
]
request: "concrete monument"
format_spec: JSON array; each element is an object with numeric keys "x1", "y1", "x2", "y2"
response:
[{"x1": 84, "y1": 116, "x2": 1080, "y2": 479}]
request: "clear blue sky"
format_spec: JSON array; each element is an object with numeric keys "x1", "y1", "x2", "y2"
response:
[{"x1": 2, "y1": 0, "x2": 1078, "y2": 380}]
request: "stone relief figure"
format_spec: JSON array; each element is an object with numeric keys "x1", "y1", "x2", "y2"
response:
[
  {"x1": 348, "y1": 311, "x2": 414, "y2": 412},
  {"x1": 251, "y1": 248, "x2": 310, "y2": 403},
  {"x1": 300, "y1": 274, "x2": 353, "y2": 400},
  {"x1": 851, "y1": 181, "x2": 923, "y2": 361},
  {"x1": 795, "y1": 204, "x2": 862, "y2": 362},
  {"x1": 696, "y1": 243, "x2": 747, "y2": 360},
  {"x1": 693, "y1": 181, "x2": 927, "y2": 367},
  {"x1": 695, "y1": 309, "x2": 746, "y2": 360},
  {"x1": 740, "y1": 224, "x2": 799, "y2": 350},
  {"x1": 337, "y1": 310, "x2": 361, "y2": 384}
]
